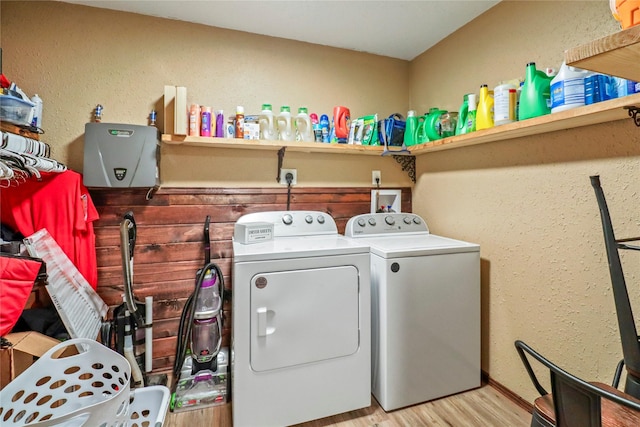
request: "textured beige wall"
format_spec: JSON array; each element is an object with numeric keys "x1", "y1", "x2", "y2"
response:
[
  {"x1": 1, "y1": 1, "x2": 411, "y2": 187},
  {"x1": 411, "y1": 0, "x2": 640, "y2": 403}
]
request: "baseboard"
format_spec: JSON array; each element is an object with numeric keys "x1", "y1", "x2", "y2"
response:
[{"x1": 483, "y1": 370, "x2": 533, "y2": 414}]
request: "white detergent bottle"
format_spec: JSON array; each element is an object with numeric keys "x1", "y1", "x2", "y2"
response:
[
  {"x1": 550, "y1": 61, "x2": 589, "y2": 113},
  {"x1": 295, "y1": 107, "x2": 313, "y2": 142},
  {"x1": 277, "y1": 106, "x2": 294, "y2": 141},
  {"x1": 259, "y1": 104, "x2": 277, "y2": 140}
]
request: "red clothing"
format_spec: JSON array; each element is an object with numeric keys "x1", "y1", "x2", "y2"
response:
[
  {"x1": 0, "y1": 255, "x2": 42, "y2": 336},
  {"x1": 0, "y1": 170, "x2": 99, "y2": 288}
]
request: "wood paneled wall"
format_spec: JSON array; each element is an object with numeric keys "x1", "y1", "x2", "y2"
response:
[{"x1": 91, "y1": 187, "x2": 412, "y2": 372}]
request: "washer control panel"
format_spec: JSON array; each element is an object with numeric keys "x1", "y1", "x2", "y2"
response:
[
  {"x1": 235, "y1": 211, "x2": 337, "y2": 238},
  {"x1": 344, "y1": 213, "x2": 428, "y2": 237}
]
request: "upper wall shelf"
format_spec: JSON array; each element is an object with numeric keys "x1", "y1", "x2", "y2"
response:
[
  {"x1": 564, "y1": 25, "x2": 640, "y2": 81},
  {"x1": 162, "y1": 134, "x2": 383, "y2": 155},
  {"x1": 163, "y1": 93, "x2": 640, "y2": 155}
]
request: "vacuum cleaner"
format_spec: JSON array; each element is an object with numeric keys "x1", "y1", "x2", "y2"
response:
[
  {"x1": 102, "y1": 211, "x2": 152, "y2": 387},
  {"x1": 171, "y1": 216, "x2": 228, "y2": 412}
]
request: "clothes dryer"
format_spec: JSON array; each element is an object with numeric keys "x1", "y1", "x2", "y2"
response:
[
  {"x1": 232, "y1": 211, "x2": 371, "y2": 426},
  {"x1": 345, "y1": 213, "x2": 480, "y2": 411}
]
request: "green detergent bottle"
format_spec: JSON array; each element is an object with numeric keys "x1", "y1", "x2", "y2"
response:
[
  {"x1": 455, "y1": 94, "x2": 470, "y2": 135},
  {"x1": 425, "y1": 108, "x2": 447, "y2": 141},
  {"x1": 518, "y1": 62, "x2": 552, "y2": 121}
]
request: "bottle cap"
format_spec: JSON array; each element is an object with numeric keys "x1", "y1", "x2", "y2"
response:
[
  {"x1": 309, "y1": 113, "x2": 319, "y2": 123},
  {"x1": 280, "y1": 106, "x2": 290, "y2": 113},
  {"x1": 298, "y1": 107, "x2": 308, "y2": 114},
  {"x1": 320, "y1": 114, "x2": 329, "y2": 122},
  {"x1": 262, "y1": 103, "x2": 272, "y2": 111},
  {"x1": 480, "y1": 84, "x2": 488, "y2": 88},
  {"x1": 236, "y1": 106, "x2": 244, "y2": 114},
  {"x1": 407, "y1": 110, "x2": 416, "y2": 117}
]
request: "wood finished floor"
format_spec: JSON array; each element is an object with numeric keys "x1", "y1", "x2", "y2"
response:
[{"x1": 165, "y1": 384, "x2": 531, "y2": 426}]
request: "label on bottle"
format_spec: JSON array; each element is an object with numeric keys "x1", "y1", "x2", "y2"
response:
[
  {"x1": 551, "y1": 77, "x2": 585, "y2": 110},
  {"x1": 201, "y1": 112, "x2": 211, "y2": 137},
  {"x1": 235, "y1": 114, "x2": 244, "y2": 138}
]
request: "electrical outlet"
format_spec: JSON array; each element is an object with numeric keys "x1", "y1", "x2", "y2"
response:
[
  {"x1": 280, "y1": 168, "x2": 297, "y2": 185},
  {"x1": 372, "y1": 170, "x2": 381, "y2": 186}
]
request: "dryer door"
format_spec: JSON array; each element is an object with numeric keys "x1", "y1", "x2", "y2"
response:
[{"x1": 250, "y1": 265, "x2": 360, "y2": 372}]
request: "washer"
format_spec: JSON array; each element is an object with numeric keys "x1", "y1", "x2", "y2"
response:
[
  {"x1": 345, "y1": 212, "x2": 480, "y2": 411},
  {"x1": 232, "y1": 211, "x2": 371, "y2": 427}
]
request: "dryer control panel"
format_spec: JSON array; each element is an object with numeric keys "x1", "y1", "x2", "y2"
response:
[{"x1": 344, "y1": 213, "x2": 429, "y2": 237}]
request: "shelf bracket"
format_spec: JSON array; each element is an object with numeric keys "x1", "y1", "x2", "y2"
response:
[
  {"x1": 276, "y1": 147, "x2": 286, "y2": 183},
  {"x1": 625, "y1": 106, "x2": 640, "y2": 127},
  {"x1": 392, "y1": 155, "x2": 416, "y2": 183}
]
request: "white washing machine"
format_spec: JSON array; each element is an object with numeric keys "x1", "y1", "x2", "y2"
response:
[
  {"x1": 345, "y1": 213, "x2": 480, "y2": 411},
  {"x1": 232, "y1": 211, "x2": 371, "y2": 427}
]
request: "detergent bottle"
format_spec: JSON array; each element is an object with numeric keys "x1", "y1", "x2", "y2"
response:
[
  {"x1": 332, "y1": 106, "x2": 350, "y2": 143},
  {"x1": 437, "y1": 112, "x2": 457, "y2": 138},
  {"x1": 466, "y1": 94, "x2": 477, "y2": 133},
  {"x1": 455, "y1": 94, "x2": 470, "y2": 135},
  {"x1": 259, "y1": 104, "x2": 277, "y2": 140},
  {"x1": 518, "y1": 62, "x2": 552, "y2": 120},
  {"x1": 425, "y1": 108, "x2": 447, "y2": 141},
  {"x1": 295, "y1": 107, "x2": 313, "y2": 142},
  {"x1": 277, "y1": 106, "x2": 294, "y2": 141},
  {"x1": 493, "y1": 82, "x2": 518, "y2": 125},
  {"x1": 403, "y1": 110, "x2": 419, "y2": 146},
  {"x1": 416, "y1": 114, "x2": 429, "y2": 144},
  {"x1": 476, "y1": 84, "x2": 494, "y2": 130},
  {"x1": 320, "y1": 114, "x2": 330, "y2": 143}
]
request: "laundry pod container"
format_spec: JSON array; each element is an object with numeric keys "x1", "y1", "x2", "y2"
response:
[{"x1": 612, "y1": 0, "x2": 640, "y2": 29}]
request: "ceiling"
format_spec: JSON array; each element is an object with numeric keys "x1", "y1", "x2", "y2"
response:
[{"x1": 60, "y1": 0, "x2": 501, "y2": 60}]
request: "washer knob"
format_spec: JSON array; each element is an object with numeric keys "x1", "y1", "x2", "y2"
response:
[
  {"x1": 403, "y1": 216, "x2": 412, "y2": 224},
  {"x1": 282, "y1": 213, "x2": 293, "y2": 225},
  {"x1": 357, "y1": 218, "x2": 366, "y2": 227},
  {"x1": 385, "y1": 216, "x2": 395, "y2": 226},
  {"x1": 368, "y1": 217, "x2": 377, "y2": 226},
  {"x1": 305, "y1": 215, "x2": 313, "y2": 224},
  {"x1": 413, "y1": 217, "x2": 421, "y2": 225},
  {"x1": 317, "y1": 215, "x2": 325, "y2": 224}
]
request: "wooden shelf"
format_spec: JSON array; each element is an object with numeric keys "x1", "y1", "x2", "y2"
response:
[
  {"x1": 162, "y1": 134, "x2": 385, "y2": 155},
  {"x1": 565, "y1": 25, "x2": 640, "y2": 81},
  {"x1": 163, "y1": 93, "x2": 640, "y2": 155},
  {"x1": 412, "y1": 93, "x2": 640, "y2": 153}
]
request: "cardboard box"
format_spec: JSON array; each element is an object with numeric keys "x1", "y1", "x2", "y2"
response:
[{"x1": 0, "y1": 331, "x2": 61, "y2": 389}]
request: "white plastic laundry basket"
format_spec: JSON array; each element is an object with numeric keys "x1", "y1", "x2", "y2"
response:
[
  {"x1": 0, "y1": 338, "x2": 131, "y2": 426},
  {"x1": 128, "y1": 385, "x2": 170, "y2": 427}
]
